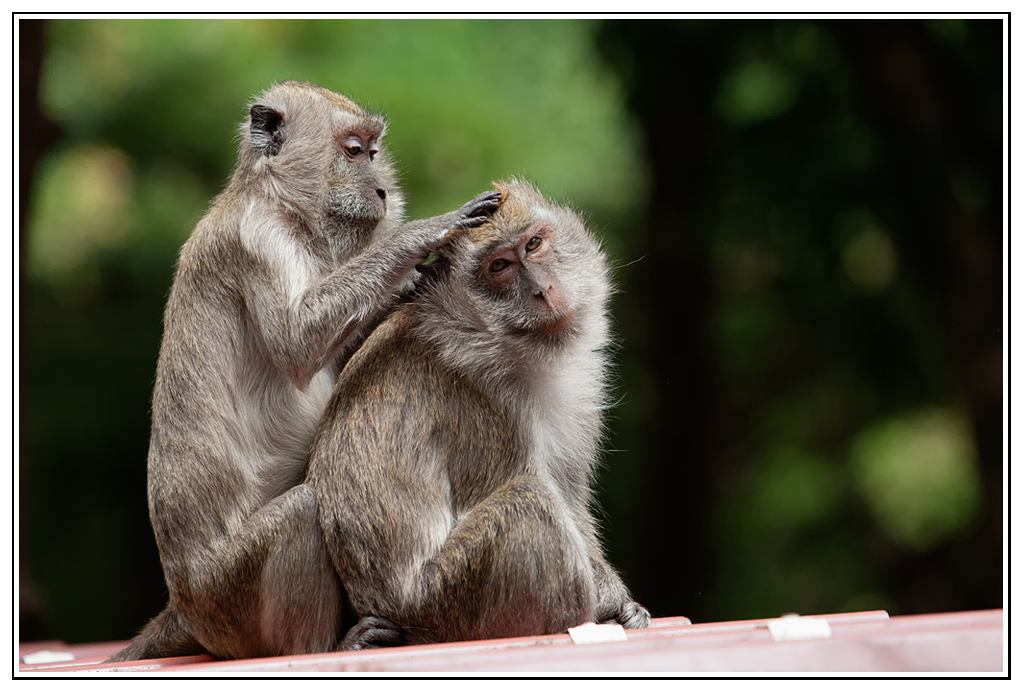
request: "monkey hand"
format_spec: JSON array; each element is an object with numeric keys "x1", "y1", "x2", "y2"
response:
[
  {"x1": 393, "y1": 190, "x2": 502, "y2": 267},
  {"x1": 451, "y1": 189, "x2": 504, "y2": 230},
  {"x1": 339, "y1": 615, "x2": 407, "y2": 651},
  {"x1": 600, "y1": 600, "x2": 652, "y2": 630}
]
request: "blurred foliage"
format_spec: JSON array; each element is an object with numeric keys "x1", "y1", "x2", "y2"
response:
[
  {"x1": 20, "y1": 18, "x2": 1003, "y2": 645},
  {"x1": 595, "y1": 18, "x2": 1001, "y2": 623},
  {"x1": 851, "y1": 406, "x2": 982, "y2": 552}
]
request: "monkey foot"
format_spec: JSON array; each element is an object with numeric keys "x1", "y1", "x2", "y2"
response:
[{"x1": 339, "y1": 615, "x2": 406, "y2": 651}]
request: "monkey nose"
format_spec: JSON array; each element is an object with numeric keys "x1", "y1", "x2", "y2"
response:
[
  {"x1": 535, "y1": 283, "x2": 569, "y2": 314},
  {"x1": 534, "y1": 286, "x2": 557, "y2": 308}
]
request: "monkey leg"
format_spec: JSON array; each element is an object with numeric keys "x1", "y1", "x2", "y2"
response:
[
  {"x1": 165, "y1": 484, "x2": 344, "y2": 660},
  {"x1": 343, "y1": 474, "x2": 598, "y2": 648}
]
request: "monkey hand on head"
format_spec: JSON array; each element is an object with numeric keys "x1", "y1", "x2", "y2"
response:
[
  {"x1": 107, "y1": 81, "x2": 500, "y2": 663},
  {"x1": 306, "y1": 178, "x2": 650, "y2": 650}
]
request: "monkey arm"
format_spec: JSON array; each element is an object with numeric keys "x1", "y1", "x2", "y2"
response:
[
  {"x1": 242, "y1": 191, "x2": 502, "y2": 387},
  {"x1": 571, "y1": 509, "x2": 652, "y2": 630},
  {"x1": 238, "y1": 242, "x2": 407, "y2": 389},
  {"x1": 389, "y1": 189, "x2": 503, "y2": 242},
  {"x1": 589, "y1": 551, "x2": 652, "y2": 629},
  {"x1": 302, "y1": 189, "x2": 503, "y2": 354}
]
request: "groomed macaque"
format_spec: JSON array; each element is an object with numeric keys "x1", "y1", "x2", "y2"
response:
[
  {"x1": 306, "y1": 179, "x2": 650, "y2": 649},
  {"x1": 108, "y1": 81, "x2": 500, "y2": 662}
]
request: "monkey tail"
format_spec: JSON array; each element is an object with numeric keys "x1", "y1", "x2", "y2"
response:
[{"x1": 104, "y1": 603, "x2": 206, "y2": 663}]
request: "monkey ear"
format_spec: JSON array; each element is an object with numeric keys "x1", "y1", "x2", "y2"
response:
[{"x1": 249, "y1": 104, "x2": 286, "y2": 156}]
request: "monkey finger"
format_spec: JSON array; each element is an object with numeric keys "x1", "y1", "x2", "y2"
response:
[
  {"x1": 453, "y1": 216, "x2": 491, "y2": 229},
  {"x1": 460, "y1": 190, "x2": 504, "y2": 218},
  {"x1": 470, "y1": 189, "x2": 503, "y2": 204}
]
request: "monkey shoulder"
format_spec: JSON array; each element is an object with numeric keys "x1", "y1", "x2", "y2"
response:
[
  {"x1": 318, "y1": 307, "x2": 443, "y2": 435},
  {"x1": 167, "y1": 209, "x2": 253, "y2": 303},
  {"x1": 180, "y1": 195, "x2": 326, "y2": 302},
  {"x1": 318, "y1": 303, "x2": 521, "y2": 478},
  {"x1": 337, "y1": 305, "x2": 412, "y2": 369}
]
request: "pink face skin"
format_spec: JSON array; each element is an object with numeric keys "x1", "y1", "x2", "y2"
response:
[{"x1": 479, "y1": 222, "x2": 573, "y2": 334}]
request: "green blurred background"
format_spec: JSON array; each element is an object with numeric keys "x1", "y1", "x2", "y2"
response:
[{"x1": 19, "y1": 18, "x2": 1004, "y2": 645}]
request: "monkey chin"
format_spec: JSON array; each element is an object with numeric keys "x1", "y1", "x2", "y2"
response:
[
  {"x1": 327, "y1": 209, "x2": 387, "y2": 243},
  {"x1": 328, "y1": 195, "x2": 387, "y2": 226}
]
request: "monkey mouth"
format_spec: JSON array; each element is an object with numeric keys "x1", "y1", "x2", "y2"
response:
[
  {"x1": 335, "y1": 207, "x2": 386, "y2": 223},
  {"x1": 531, "y1": 309, "x2": 576, "y2": 335},
  {"x1": 328, "y1": 196, "x2": 387, "y2": 223}
]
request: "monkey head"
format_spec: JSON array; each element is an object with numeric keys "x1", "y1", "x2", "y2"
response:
[
  {"x1": 238, "y1": 81, "x2": 405, "y2": 248},
  {"x1": 418, "y1": 179, "x2": 612, "y2": 376}
]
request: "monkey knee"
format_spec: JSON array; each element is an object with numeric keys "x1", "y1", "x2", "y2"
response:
[{"x1": 510, "y1": 532, "x2": 597, "y2": 625}]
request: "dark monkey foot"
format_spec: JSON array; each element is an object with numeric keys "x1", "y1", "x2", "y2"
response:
[{"x1": 340, "y1": 615, "x2": 406, "y2": 651}]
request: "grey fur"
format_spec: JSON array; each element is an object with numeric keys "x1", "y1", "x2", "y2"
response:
[
  {"x1": 107, "y1": 81, "x2": 500, "y2": 662},
  {"x1": 306, "y1": 179, "x2": 650, "y2": 649}
]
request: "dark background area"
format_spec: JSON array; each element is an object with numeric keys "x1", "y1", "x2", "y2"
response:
[{"x1": 19, "y1": 17, "x2": 1004, "y2": 645}]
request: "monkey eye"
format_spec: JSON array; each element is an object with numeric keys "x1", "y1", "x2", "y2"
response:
[
  {"x1": 368, "y1": 145, "x2": 379, "y2": 161},
  {"x1": 524, "y1": 236, "x2": 542, "y2": 252},
  {"x1": 342, "y1": 137, "x2": 366, "y2": 159},
  {"x1": 490, "y1": 258, "x2": 513, "y2": 273}
]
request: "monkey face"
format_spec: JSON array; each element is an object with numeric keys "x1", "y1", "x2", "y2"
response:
[
  {"x1": 322, "y1": 114, "x2": 395, "y2": 242},
  {"x1": 476, "y1": 223, "x2": 576, "y2": 336},
  {"x1": 431, "y1": 180, "x2": 610, "y2": 346},
  {"x1": 325, "y1": 131, "x2": 390, "y2": 230}
]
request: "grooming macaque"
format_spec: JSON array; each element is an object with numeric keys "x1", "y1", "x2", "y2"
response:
[
  {"x1": 306, "y1": 179, "x2": 650, "y2": 649},
  {"x1": 109, "y1": 81, "x2": 500, "y2": 662}
]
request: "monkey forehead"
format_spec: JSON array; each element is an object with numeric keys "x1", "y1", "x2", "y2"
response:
[
  {"x1": 311, "y1": 85, "x2": 365, "y2": 115},
  {"x1": 332, "y1": 110, "x2": 387, "y2": 140},
  {"x1": 440, "y1": 179, "x2": 586, "y2": 258},
  {"x1": 484, "y1": 193, "x2": 538, "y2": 232},
  {"x1": 269, "y1": 81, "x2": 366, "y2": 115},
  {"x1": 478, "y1": 195, "x2": 571, "y2": 239},
  {"x1": 256, "y1": 81, "x2": 387, "y2": 135}
]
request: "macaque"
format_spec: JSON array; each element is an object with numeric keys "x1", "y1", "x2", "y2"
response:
[
  {"x1": 108, "y1": 81, "x2": 500, "y2": 662},
  {"x1": 306, "y1": 179, "x2": 650, "y2": 649}
]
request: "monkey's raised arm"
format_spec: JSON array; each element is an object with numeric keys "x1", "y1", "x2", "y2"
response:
[{"x1": 241, "y1": 190, "x2": 502, "y2": 387}]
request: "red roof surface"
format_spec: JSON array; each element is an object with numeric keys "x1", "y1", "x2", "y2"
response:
[{"x1": 18, "y1": 609, "x2": 1004, "y2": 674}]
